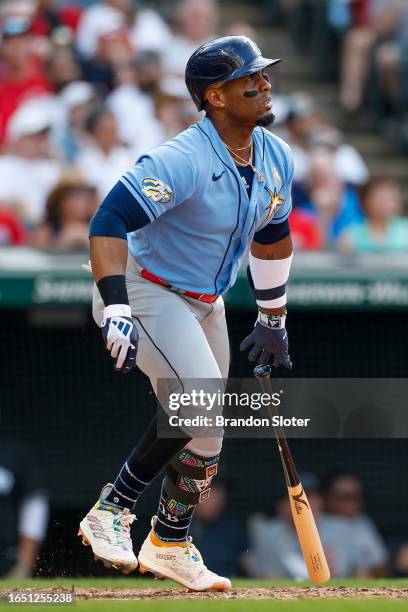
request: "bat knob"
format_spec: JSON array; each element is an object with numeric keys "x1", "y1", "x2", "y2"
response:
[{"x1": 253, "y1": 364, "x2": 271, "y2": 379}]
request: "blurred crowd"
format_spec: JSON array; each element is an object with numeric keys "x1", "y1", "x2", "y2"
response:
[
  {"x1": 0, "y1": 0, "x2": 407, "y2": 254},
  {"x1": 275, "y1": 92, "x2": 408, "y2": 252},
  {"x1": 281, "y1": 0, "x2": 408, "y2": 128}
]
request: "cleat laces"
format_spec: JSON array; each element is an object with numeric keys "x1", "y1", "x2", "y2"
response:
[
  {"x1": 94, "y1": 507, "x2": 136, "y2": 550},
  {"x1": 172, "y1": 538, "x2": 211, "y2": 580}
]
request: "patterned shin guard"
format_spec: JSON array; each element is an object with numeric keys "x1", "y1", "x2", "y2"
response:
[{"x1": 154, "y1": 450, "x2": 219, "y2": 542}]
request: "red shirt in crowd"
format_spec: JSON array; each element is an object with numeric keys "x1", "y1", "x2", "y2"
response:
[
  {"x1": 289, "y1": 208, "x2": 324, "y2": 251},
  {"x1": 351, "y1": 0, "x2": 371, "y2": 26},
  {"x1": 30, "y1": 4, "x2": 82, "y2": 37},
  {"x1": 0, "y1": 210, "x2": 26, "y2": 245},
  {"x1": 0, "y1": 61, "x2": 51, "y2": 145}
]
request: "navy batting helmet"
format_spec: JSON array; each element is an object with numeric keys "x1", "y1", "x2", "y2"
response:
[{"x1": 185, "y1": 36, "x2": 281, "y2": 111}]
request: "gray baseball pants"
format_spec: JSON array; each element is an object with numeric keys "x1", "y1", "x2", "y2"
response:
[{"x1": 92, "y1": 254, "x2": 229, "y2": 456}]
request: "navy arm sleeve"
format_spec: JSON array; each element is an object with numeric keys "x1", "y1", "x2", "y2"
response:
[
  {"x1": 253, "y1": 219, "x2": 290, "y2": 245},
  {"x1": 89, "y1": 181, "x2": 150, "y2": 239}
]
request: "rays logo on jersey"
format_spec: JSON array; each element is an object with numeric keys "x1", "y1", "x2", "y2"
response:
[
  {"x1": 141, "y1": 177, "x2": 173, "y2": 203},
  {"x1": 261, "y1": 185, "x2": 285, "y2": 226}
]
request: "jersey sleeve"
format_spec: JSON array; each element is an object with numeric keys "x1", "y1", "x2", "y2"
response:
[
  {"x1": 268, "y1": 140, "x2": 294, "y2": 225},
  {"x1": 119, "y1": 144, "x2": 197, "y2": 222}
]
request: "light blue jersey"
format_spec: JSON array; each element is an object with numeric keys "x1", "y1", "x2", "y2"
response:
[{"x1": 121, "y1": 116, "x2": 293, "y2": 295}]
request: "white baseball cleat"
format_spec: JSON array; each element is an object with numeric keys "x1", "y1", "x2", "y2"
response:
[
  {"x1": 138, "y1": 517, "x2": 232, "y2": 591},
  {"x1": 78, "y1": 484, "x2": 138, "y2": 575}
]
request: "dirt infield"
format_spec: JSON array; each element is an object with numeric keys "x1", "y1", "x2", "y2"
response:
[{"x1": 2, "y1": 586, "x2": 408, "y2": 601}]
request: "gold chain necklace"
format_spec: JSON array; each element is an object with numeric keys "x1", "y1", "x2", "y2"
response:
[
  {"x1": 224, "y1": 141, "x2": 252, "y2": 152},
  {"x1": 224, "y1": 141, "x2": 265, "y2": 183}
]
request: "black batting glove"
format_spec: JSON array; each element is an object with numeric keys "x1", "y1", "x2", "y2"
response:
[{"x1": 240, "y1": 310, "x2": 292, "y2": 369}]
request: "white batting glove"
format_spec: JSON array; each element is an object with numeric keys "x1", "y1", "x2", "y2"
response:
[{"x1": 101, "y1": 304, "x2": 138, "y2": 373}]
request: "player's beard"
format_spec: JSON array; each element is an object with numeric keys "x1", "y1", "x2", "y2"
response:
[{"x1": 256, "y1": 111, "x2": 275, "y2": 127}]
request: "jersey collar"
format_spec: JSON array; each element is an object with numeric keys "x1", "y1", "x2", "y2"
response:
[{"x1": 199, "y1": 116, "x2": 267, "y2": 206}]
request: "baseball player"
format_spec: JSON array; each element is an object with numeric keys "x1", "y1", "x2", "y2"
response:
[{"x1": 79, "y1": 36, "x2": 293, "y2": 591}]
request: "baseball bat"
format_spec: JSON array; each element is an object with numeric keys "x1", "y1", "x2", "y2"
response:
[{"x1": 253, "y1": 364, "x2": 330, "y2": 585}]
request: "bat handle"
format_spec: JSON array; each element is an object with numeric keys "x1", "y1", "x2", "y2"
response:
[{"x1": 253, "y1": 363, "x2": 300, "y2": 488}]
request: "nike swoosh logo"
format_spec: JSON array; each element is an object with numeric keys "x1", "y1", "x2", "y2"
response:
[{"x1": 212, "y1": 170, "x2": 225, "y2": 182}]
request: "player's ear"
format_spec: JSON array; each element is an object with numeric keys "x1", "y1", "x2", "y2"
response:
[{"x1": 205, "y1": 87, "x2": 226, "y2": 109}]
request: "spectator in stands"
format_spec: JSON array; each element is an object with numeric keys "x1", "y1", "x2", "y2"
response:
[
  {"x1": 279, "y1": 0, "x2": 343, "y2": 81},
  {"x1": 0, "y1": 97, "x2": 61, "y2": 226},
  {"x1": 129, "y1": 5, "x2": 172, "y2": 54},
  {"x1": 284, "y1": 93, "x2": 369, "y2": 187},
  {"x1": 156, "y1": 80, "x2": 200, "y2": 138},
  {"x1": 223, "y1": 21, "x2": 259, "y2": 42},
  {"x1": 25, "y1": 0, "x2": 82, "y2": 64},
  {"x1": 0, "y1": 0, "x2": 34, "y2": 19},
  {"x1": 391, "y1": 541, "x2": 408, "y2": 577},
  {"x1": 374, "y1": 20, "x2": 408, "y2": 126},
  {"x1": 246, "y1": 472, "x2": 366, "y2": 579},
  {"x1": 289, "y1": 208, "x2": 324, "y2": 250},
  {"x1": 321, "y1": 472, "x2": 389, "y2": 577},
  {"x1": 79, "y1": 26, "x2": 133, "y2": 93},
  {"x1": 30, "y1": 178, "x2": 96, "y2": 252},
  {"x1": 339, "y1": 0, "x2": 408, "y2": 114},
  {"x1": 75, "y1": 106, "x2": 134, "y2": 200},
  {"x1": 75, "y1": 0, "x2": 170, "y2": 62},
  {"x1": 0, "y1": 16, "x2": 51, "y2": 147},
  {"x1": 189, "y1": 479, "x2": 248, "y2": 578},
  {"x1": 0, "y1": 436, "x2": 49, "y2": 578},
  {"x1": 45, "y1": 44, "x2": 83, "y2": 93},
  {"x1": 0, "y1": 210, "x2": 26, "y2": 246},
  {"x1": 163, "y1": 0, "x2": 219, "y2": 77},
  {"x1": 106, "y1": 53, "x2": 165, "y2": 157},
  {"x1": 133, "y1": 50, "x2": 162, "y2": 98},
  {"x1": 75, "y1": 0, "x2": 131, "y2": 61},
  {"x1": 297, "y1": 150, "x2": 362, "y2": 247},
  {"x1": 30, "y1": 0, "x2": 82, "y2": 41},
  {"x1": 56, "y1": 80, "x2": 97, "y2": 163},
  {"x1": 338, "y1": 177, "x2": 408, "y2": 252}
]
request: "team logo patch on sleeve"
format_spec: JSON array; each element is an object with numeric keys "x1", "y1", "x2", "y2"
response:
[
  {"x1": 141, "y1": 177, "x2": 173, "y2": 203},
  {"x1": 260, "y1": 186, "x2": 285, "y2": 226}
]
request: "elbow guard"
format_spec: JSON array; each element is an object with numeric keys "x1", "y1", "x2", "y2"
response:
[{"x1": 248, "y1": 251, "x2": 293, "y2": 309}]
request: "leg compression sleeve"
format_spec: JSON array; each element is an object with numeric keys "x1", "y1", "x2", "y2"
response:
[{"x1": 154, "y1": 449, "x2": 220, "y2": 541}]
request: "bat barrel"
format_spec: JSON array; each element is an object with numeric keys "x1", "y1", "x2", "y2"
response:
[{"x1": 288, "y1": 483, "x2": 331, "y2": 584}]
